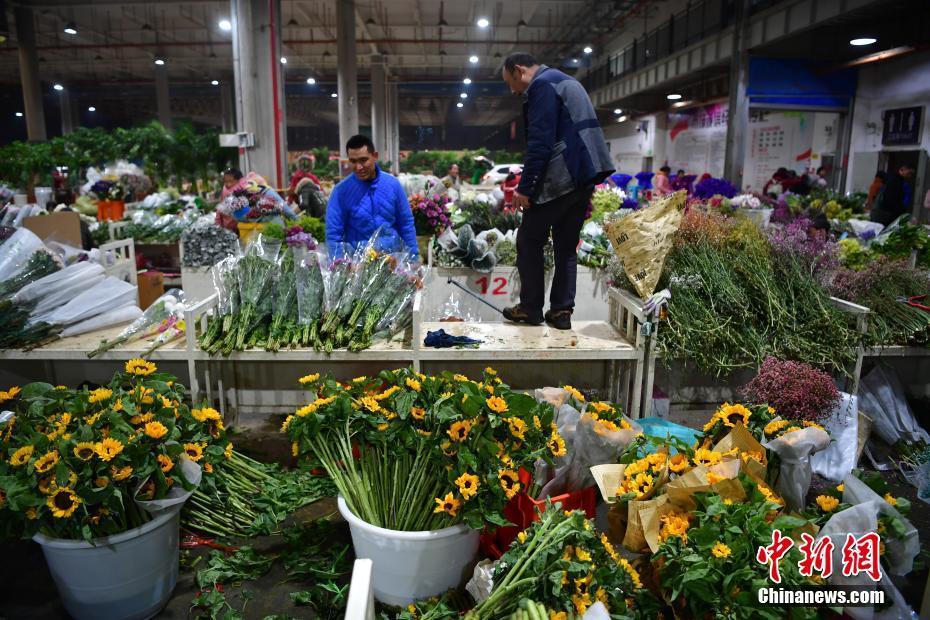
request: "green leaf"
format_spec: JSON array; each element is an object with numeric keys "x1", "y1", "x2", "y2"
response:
[{"x1": 289, "y1": 591, "x2": 313, "y2": 606}]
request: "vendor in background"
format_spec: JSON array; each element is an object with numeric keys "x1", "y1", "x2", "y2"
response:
[
  {"x1": 216, "y1": 167, "x2": 297, "y2": 232},
  {"x1": 653, "y1": 165, "x2": 672, "y2": 196},
  {"x1": 325, "y1": 134, "x2": 418, "y2": 259},
  {"x1": 441, "y1": 163, "x2": 462, "y2": 191},
  {"x1": 501, "y1": 166, "x2": 522, "y2": 211},
  {"x1": 866, "y1": 171, "x2": 886, "y2": 210},
  {"x1": 287, "y1": 153, "x2": 322, "y2": 203},
  {"x1": 871, "y1": 164, "x2": 915, "y2": 227}
]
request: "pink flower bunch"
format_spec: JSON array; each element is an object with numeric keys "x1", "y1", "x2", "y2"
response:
[
  {"x1": 741, "y1": 357, "x2": 840, "y2": 422},
  {"x1": 410, "y1": 192, "x2": 452, "y2": 236},
  {"x1": 767, "y1": 217, "x2": 839, "y2": 278}
]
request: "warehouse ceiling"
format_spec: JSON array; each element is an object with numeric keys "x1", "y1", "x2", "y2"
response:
[{"x1": 0, "y1": 0, "x2": 659, "y2": 134}]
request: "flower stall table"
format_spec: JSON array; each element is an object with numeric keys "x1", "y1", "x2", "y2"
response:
[{"x1": 415, "y1": 286, "x2": 656, "y2": 419}]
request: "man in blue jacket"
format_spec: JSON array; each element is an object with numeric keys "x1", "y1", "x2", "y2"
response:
[
  {"x1": 325, "y1": 134, "x2": 419, "y2": 258},
  {"x1": 500, "y1": 53, "x2": 614, "y2": 330}
]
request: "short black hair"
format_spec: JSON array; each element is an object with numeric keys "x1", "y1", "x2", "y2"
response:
[
  {"x1": 223, "y1": 167, "x2": 243, "y2": 180},
  {"x1": 346, "y1": 134, "x2": 376, "y2": 154},
  {"x1": 875, "y1": 171, "x2": 887, "y2": 181},
  {"x1": 503, "y1": 52, "x2": 538, "y2": 73},
  {"x1": 660, "y1": 165, "x2": 671, "y2": 173}
]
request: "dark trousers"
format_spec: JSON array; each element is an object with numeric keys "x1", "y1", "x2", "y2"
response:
[{"x1": 516, "y1": 186, "x2": 593, "y2": 321}]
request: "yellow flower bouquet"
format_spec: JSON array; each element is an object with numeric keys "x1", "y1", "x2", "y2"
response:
[
  {"x1": 282, "y1": 368, "x2": 564, "y2": 531},
  {"x1": 0, "y1": 360, "x2": 227, "y2": 541}
]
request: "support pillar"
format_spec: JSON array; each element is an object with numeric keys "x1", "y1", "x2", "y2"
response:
[
  {"x1": 220, "y1": 81, "x2": 236, "y2": 133},
  {"x1": 723, "y1": 0, "x2": 750, "y2": 189},
  {"x1": 231, "y1": 0, "x2": 288, "y2": 187},
  {"x1": 387, "y1": 82, "x2": 400, "y2": 174},
  {"x1": 370, "y1": 54, "x2": 387, "y2": 158},
  {"x1": 154, "y1": 63, "x2": 172, "y2": 131},
  {"x1": 59, "y1": 87, "x2": 77, "y2": 135},
  {"x1": 337, "y1": 0, "x2": 359, "y2": 167},
  {"x1": 14, "y1": 6, "x2": 47, "y2": 142}
]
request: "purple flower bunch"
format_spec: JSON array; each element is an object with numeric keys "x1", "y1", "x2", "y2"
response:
[
  {"x1": 767, "y1": 217, "x2": 839, "y2": 277},
  {"x1": 693, "y1": 177, "x2": 739, "y2": 200},
  {"x1": 90, "y1": 180, "x2": 123, "y2": 201},
  {"x1": 621, "y1": 197, "x2": 640, "y2": 210},
  {"x1": 285, "y1": 225, "x2": 317, "y2": 250},
  {"x1": 771, "y1": 193, "x2": 793, "y2": 224},
  {"x1": 410, "y1": 192, "x2": 452, "y2": 236},
  {"x1": 741, "y1": 357, "x2": 840, "y2": 422},
  {"x1": 634, "y1": 171, "x2": 655, "y2": 189}
]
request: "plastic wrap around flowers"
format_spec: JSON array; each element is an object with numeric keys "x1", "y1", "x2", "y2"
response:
[
  {"x1": 410, "y1": 192, "x2": 452, "y2": 237},
  {"x1": 220, "y1": 182, "x2": 287, "y2": 222}
]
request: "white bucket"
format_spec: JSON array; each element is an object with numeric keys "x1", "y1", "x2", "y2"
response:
[
  {"x1": 34, "y1": 187, "x2": 53, "y2": 206},
  {"x1": 33, "y1": 506, "x2": 181, "y2": 620},
  {"x1": 13, "y1": 193, "x2": 28, "y2": 206},
  {"x1": 337, "y1": 496, "x2": 480, "y2": 606}
]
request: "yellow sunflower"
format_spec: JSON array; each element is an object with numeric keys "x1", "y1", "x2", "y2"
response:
[
  {"x1": 505, "y1": 416, "x2": 527, "y2": 439},
  {"x1": 711, "y1": 541, "x2": 732, "y2": 558},
  {"x1": 0, "y1": 386, "x2": 21, "y2": 404},
  {"x1": 224, "y1": 443, "x2": 234, "y2": 459},
  {"x1": 658, "y1": 512, "x2": 690, "y2": 543},
  {"x1": 47, "y1": 487, "x2": 82, "y2": 518},
  {"x1": 143, "y1": 421, "x2": 169, "y2": 440},
  {"x1": 764, "y1": 419, "x2": 790, "y2": 436},
  {"x1": 455, "y1": 472, "x2": 480, "y2": 500},
  {"x1": 447, "y1": 420, "x2": 473, "y2": 443},
  {"x1": 618, "y1": 557, "x2": 643, "y2": 588},
  {"x1": 9, "y1": 445, "x2": 34, "y2": 467},
  {"x1": 816, "y1": 495, "x2": 839, "y2": 512},
  {"x1": 548, "y1": 431, "x2": 567, "y2": 457},
  {"x1": 183, "y1": 443, "x2": 205, "y2": 462},
  {"x1": 33, "y1": 450, "x2": 60, "y2": 473},
  {"x1": 405, "y1": 378, "x2": 422, "y2": 392},
  {"x1": 410, "y1": 406, "x2": 426, "y2": 421},
  {"x1": 73, "y1": 442, "x2": 96, "y2": 461},
  {"x1": 125, "y1": 358, "x2": 157, "y2": 376},
  {"x1": 298, "y1": 373, "x2": 320, "y2": 385},
  {"x1": 433, "y1": 492, "x2": 460, "y2": 517},
  {"x1": 88, "y1": 387, "x2": 113, "y2": 404},
  {"x1": 498, "y1": 469, "x2": 521, "y2": 499},
  {"x1": 280, "y1": 415, "x2": 295, "y2": 432},
  {"x1": 563, "y1": 385, "x2": 585, "y2": 402},
  {"x1": 692, "y1": 448, "x2": 723, "y2": 467},
  {"x1": 157, "y1": 454, "x2": 174, "y2": 473},
  {"x1": 486, "y1": 396, "x2": 508, "y2": 414},
  {"x1": 191, "y1": 407, "x2": 222, "y2": 423},
  {"x1": 111, "y1": 465, "x2": 133, "y2": 481},
  {"x1": 718, "y1": 402, "x2": 752, "y2": 427},
  {"x1": 668, "y1": 453, "x2": 690, "y2": 474},
  {"x1": 95, "y1": 437, "x2": 125, "y2": 461}
]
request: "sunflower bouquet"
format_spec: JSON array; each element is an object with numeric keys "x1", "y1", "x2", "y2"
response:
[
  {"x1": 653, "y1": 475, "x2": 823, "y2": 620},
  {"x1": 697, "y1": 402, "x2": 775, "y2": 445},
  {"x1": 465, "y1": 506, "x2": 658, "y2": 619},
  {"x1": 282, "y1": 368, "x2": 564, "y2": 531},
  {"x1": 0, "y1": 359, "x2": 229, "y2": 541}
]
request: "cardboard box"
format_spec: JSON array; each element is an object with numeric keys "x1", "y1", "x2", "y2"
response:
[
  {"x1": 137, "y1": 271, "x2": 164, "y2": 310},
  {"x1": 22, "y1": 212, "x2": 83, "y2": 247}
]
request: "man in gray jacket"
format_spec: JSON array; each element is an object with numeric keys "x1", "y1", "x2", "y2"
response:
[{"x1": 501, "y1": 52, "x2": 614, "y2": 330}]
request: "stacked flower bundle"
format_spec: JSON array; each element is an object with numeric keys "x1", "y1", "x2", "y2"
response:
[
  {"x1": 282, "y1": 368, "x2": 567, "y2": 531},
  {"x1": 410, "y1": 192, "x2": 452, "y2": 237},
  {"x1": 0, "y1": 360, "x2": 230, "y2": 540}
]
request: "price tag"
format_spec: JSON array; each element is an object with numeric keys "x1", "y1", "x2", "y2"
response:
[{"x1": 471, "y1": 275, "x2": 511, "y2": 297}]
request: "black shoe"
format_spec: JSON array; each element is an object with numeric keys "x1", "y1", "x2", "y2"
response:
[
  {"x1": 503, "y1": 305, "x2": 543, "y2": 325},
  {"x1": 545, "y1": 309, "x2": 572, "y2": 330}
]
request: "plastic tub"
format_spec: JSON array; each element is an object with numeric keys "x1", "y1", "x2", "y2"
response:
[
  {"x1": 34, "y1": 187, "x2": 53, "y2": 207},
  {"x1": 337, "y1": 496, "x2": 479, "y2": 606},
  {"x1": 33, "y1": 506, "x2": 181, "y2": 620}
]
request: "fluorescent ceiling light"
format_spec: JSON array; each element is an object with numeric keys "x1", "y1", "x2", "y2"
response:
[
  {"x1": 666, "y1": 93, "x2": 682, "y2": 100},
  {"x1": 331, "y1": 92, "x2": 338, "y2": 98},
  {"x1": 617, "y1": 115, "x2": 628, "y2": 123},
  {"x1": 211, "y1": 79, "x2": 219, "y2": 86},
  {"x1": 476, "y1": 18, "x2": 489, "y2": 28},
  {"x1": 15, "y1": 112, "x2": 23, "y2": 117},
  {"x1": 88, "y1": 106, "x2": 96, "y2": 112},
  {"x1": 306, "y1": 77, "x2": 316, "y2": 85},
  {"x1": 219, "y1": 19, "x2": 232, "y2": 32},
  {"x1": 63, "y1": 23, "x2": 77, "y2": 35},
  {"x1": 280, "y1": 56, "x2": 287, "y2": 64},
  {"x1": 613, "y1": 108, "x2": 622, "y2": 114},
  {"x1": 53, "y1": 83, "x2": 64, "y2": 91},
  {"x1": 850, "y1": 37, "x2": 876, "y2": 46},
  {"x1": 457, "y1": 102, "x2": 464, "y2": 108},
  {"x1": 463, "y1": 77, "x2": 472, "y2": 85},
  {"x1": 154, "y1": 58, "x2": 165, "y2": 66},
  {"x1": 460, "y1": 92, "x2": 468, "y2": 98},
  {"x1": 469, "y1": 55, "x2": 479, "y2": 64},
  {"x1": 583, "y1": 46, "x2": 593, "y2": 54}
]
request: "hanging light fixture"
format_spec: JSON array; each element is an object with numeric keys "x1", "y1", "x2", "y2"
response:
[{"x1": 63, "y1": 22, "x2": 77, "y2": 35}]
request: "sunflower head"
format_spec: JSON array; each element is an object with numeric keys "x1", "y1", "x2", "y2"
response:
[
  {"x1": 711, "y1": 541, "x2": 732, "y2": 558},
  {"x1": 183, "y1": 442, "x2": 205, "y2": 461},
  {"x1": 9, "y1": 445, "x2": 34, "y2": 467},
  {"x1": 433, "y1": 492, "x2": 461, "y2": 517},
  {"x1": 498, "y1": 469, "x2": 521, "y2": 499},
  {"x1": 718, "y1": 403, "x2": 752, "y2": 427},
  {"x1": 505, "y1": 416, "x2": 526, "y2": 439},
  {"x1": 486, "y1": 396, "x2": 508, "y2": 414},
  {"x1": 157, "y1": 454, "x2": 174, "y2": 473},
  {"x1": 33, "y1": 450, "x2": 60, "y2": 473},
  {"x1": 95, "y1": 437, "x2": 125, "y2": 461},
  {"x1": 298, "y1": 373, "x2": 320, "y2": 385},
  {"x1": 410, "y1": 407, "x2": 426, "y2": 421},
  {"x1": 143, "y1": 421, "x2": 169, "y2": 440},
  {"x1": 111, "y1": 464, "x2": 133, "y2": 481},
  {"x1": 455, "y1": 472, "x2": 480, "y2": 500},
  {"x1": 191, "y1": 407, "x2": 222, "y2": 423},
  {"x1": 125, "y1": 358, "x2": 157, "y2": 376},
  {"x1": 47, "y1": 487, "x2": 81, "y2": 519},
  {"x1": 405, "y1": 378, "x2": 422, "y2": 392},
  {"x1": 548, "y1": 431, "x2": 567, "y2": 457},
  {"x1": 816, "y1": 495, "x2": 839, "y2": 512},
  {"x1": 447, "y1": 420, "x2": 473, "y2": 443}
]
